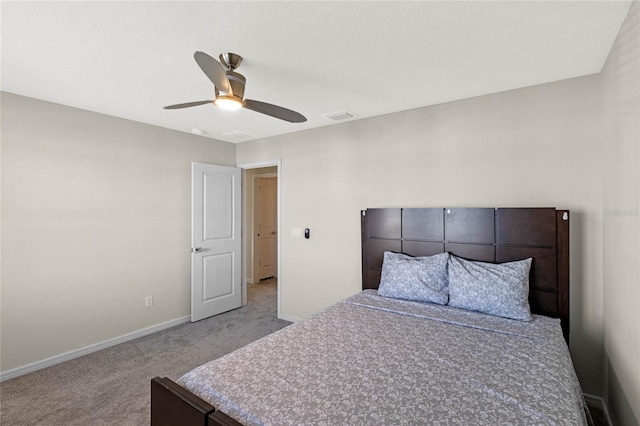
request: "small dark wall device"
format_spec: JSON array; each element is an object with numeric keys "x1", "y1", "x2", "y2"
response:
[{"x1": 304, "y1": 228, "x2": 310, "y2": 239}]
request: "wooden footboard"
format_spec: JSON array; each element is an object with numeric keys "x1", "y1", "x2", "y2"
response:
[{"x1": 151, "y1": 377, "x2": 242, "y2": 426}]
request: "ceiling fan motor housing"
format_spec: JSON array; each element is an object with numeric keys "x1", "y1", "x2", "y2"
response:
[{"x1": 216, "y1": 70, "x2": 246, "y2": 102}]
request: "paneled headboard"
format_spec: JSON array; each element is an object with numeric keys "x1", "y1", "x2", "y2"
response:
[{"x1": 361, "y1": 208, "x2": 570, "y2": 340}]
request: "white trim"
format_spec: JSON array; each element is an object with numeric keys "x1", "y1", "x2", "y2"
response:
[
  {"x1": 278, "y1": 314, "x2": 302, "y2": 323},
  {"x1": 583, "y1": 393, "x2": 613, "y2": 426},
  {"x1": 0, "y1": 315, "x2": 190, "y2": 382},
  {"x1": 238, "y1": 160, "x2": 282, "y2": 321},
  {"x1": 238, "y1": 160, "x2": 281, "y2": 169}
]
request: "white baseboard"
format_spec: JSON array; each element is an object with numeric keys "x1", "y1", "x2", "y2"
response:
[
  {"x1": 0, "y1": 315, "x2": 190, "y2": 382},
  {"x1": 278, "y1": 313, "x2": 302, "y2": 323},
  {"x1": 584, "y1": 393, "x2": 613, "y2": 426}
]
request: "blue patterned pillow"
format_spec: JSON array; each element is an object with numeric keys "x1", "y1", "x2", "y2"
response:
[
  {"x1": 378, "y1": 251, "x2": 449, "y2": 305},
  {"x1": 447, "y1": 255, "x2": 532, "y2": 321}
]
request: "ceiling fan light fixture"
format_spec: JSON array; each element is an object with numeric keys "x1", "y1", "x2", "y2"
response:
[
  {"x1": 214, "y1": 96, "x2": 243, "y2": 111},
  {"x1": 164, "y1": 51, "x2": 306, "y2": 122}
]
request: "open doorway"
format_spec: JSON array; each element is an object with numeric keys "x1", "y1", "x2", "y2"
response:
[{"x1": 240, "y1": 161, "x2": 281, "y2": 319}]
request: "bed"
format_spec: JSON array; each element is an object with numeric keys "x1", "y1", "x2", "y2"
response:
[{"x1": 151, "y1": 207, "x2": 587, "y2": 426}]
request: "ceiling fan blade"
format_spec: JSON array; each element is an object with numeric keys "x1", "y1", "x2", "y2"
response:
[
  {"x1": 194, "y1": 51, "x2": 231, "y2": 93},
  {"x1": 163, "y1": 100, "x2": 213, "y2": 109},
  {"x1": 243, "y1": 99, "x2": 307, "y2": 123}
]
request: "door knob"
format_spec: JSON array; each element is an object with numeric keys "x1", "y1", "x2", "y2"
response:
[
  {"x1": 192, "y1": 247, "x2": 203, "y2": 253},
  {"x1": 271, "y1": 231, "x2": 277, "y2": 235}
]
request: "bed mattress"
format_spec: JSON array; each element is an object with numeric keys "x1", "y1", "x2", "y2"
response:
[{"x1": 178, "y1": 290, "x2": 589, "y2": 425}]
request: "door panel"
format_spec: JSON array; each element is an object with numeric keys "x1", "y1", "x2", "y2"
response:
[
  {"x1": 256, "y1": 177, "x2": 277, "y2": 280},
  {"x1": 203, "y1": 253, "x2": 234, "y2": 299},
  {"x1": 192, "y1": 163, "x2": 241, "y2": 322},
  {"x1": 203, "y1": 174, "x2": 234, "y2": 240}
]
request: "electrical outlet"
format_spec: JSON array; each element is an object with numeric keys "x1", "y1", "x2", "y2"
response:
[{"x1": 145, "y1": 296, "x2": 153, "y2": 308}]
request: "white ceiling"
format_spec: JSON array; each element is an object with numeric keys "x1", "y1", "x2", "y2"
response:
[{"x1": 1, "y1": 1, "x2": 632, "y2": 143}]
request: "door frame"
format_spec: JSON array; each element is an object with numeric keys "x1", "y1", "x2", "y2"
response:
[{"x1": 238, "y1": 160, "x2": 282, "y2": 320}]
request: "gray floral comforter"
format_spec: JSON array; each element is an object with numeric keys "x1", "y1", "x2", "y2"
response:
[{"x1": 178, "y1": 290, "x2": 590, "y2": 425}]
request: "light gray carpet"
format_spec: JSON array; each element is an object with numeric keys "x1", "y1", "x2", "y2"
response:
[{"x1": 0, "y1": 280, "x2": 289, "y2": 425}]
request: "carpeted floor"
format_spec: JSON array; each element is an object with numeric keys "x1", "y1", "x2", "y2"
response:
[{"x1": 0, "y1": 279, "x2": 289, "y2": 426}]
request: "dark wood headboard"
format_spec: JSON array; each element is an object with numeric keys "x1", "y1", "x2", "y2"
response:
[{"x1": 361, "y1": 208, "x2": 570, "y2": 340}]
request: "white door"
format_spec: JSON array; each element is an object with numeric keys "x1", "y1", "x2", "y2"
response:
[
  {"x1": 256, "y1": 177, "x2": 277, "y2": 280},
  {"x1": 191, "y1": 163, "x2": 241, "y2": 322}
]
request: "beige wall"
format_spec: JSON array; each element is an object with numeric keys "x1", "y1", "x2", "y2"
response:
[
  {"x1": 238, "y1": 75, "x2": 605, "y2": 395},
  {"x1": 602, "y1": 2, "x2": 640, "y2": 425},
  {"x1": 0, "y1": 93, "x2": 236, "y2": 372}
]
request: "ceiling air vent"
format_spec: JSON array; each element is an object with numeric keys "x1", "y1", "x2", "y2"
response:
[
  {"x1": 221, "y1": 130, "x2": 258, "y2": 142},
  {"x1": 323, "y1": 110, "x2": 357, "y2": 121}
]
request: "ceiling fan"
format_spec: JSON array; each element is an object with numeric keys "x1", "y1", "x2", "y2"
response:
[{"x1": 164, "y1": 51, "x2": 307, "y2": 123}]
